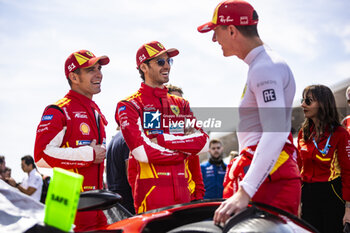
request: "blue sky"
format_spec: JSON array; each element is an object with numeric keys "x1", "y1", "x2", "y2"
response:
[{"x1": 1, "y1": 0, "x2": 349, "y2": 180}]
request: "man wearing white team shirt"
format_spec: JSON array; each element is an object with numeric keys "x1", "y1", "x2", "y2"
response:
[
  {"x1": 8, "y1": 155, "x2": 43, "y2": 202},
  {"x1": 198, "y1": 0, "x2": 301, "y2": 225}
]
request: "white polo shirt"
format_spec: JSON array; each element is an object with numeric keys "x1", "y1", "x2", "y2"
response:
[{"x1": 21, "y1": 169, "x2": 43, "y2": 201}]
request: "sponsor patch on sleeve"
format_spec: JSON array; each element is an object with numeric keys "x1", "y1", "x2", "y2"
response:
[
  {"x1": 146, "y1": 129, "x2": 164, "y2": 135},
  {"x1": 42, "y1": 115, "x2": 53, "y2": 121},
  {"x1": 262, "y1": 89, "x2": 276, "y2": 102},
  {"x1": 118, "y1": 106, "x2": 126, "y2": 114},
  {"x1": 76, "y1": 140, "x2": 92, "y2": 146}
]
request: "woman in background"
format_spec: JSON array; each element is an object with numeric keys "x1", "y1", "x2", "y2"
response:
[{"x1": 297, "y1": 84, "x2": 350, "y2": 233}]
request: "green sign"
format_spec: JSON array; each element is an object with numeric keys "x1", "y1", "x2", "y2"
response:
[{"x1": 44, "y1": 167, "x2": 84, "y2": 232}]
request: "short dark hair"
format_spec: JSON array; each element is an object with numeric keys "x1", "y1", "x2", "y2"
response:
[
  {"x1": 209, "y1": 139, "x2": 223, "y2": 147},
  {"x1": 138, "y1": 60, "x2": 151, "y2": 81},
  {"x1": 21, "y1": 155, "x2": 36, "y2": 169},
  {"x1": 166, "y1": 84, "x2": 183, "y2": 95},
  {"x1": 67, "y1": 68, "x2": 81, "y2": 86},
  {"x1": 301, "y1": 85, "x2": 340, "y2": 141},
  {"x1": 0, "y1": 155, "x2": 4, "y2": 164},
  {"x1": 235, "y1": 24, "x2": 259, "y2": 37}
]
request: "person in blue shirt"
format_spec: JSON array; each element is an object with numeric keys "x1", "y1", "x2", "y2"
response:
[{"x1": 201, "y1": 139, "x2": 227, "y2": 199}]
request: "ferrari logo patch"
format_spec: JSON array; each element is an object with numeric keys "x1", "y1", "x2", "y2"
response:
[{"x1": 170, "y1": 105, "x2": 180, "y2": 116}]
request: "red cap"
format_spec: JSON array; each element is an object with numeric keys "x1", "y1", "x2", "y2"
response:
[
  {"x1": 64, "y1": 50, "x2": 110, "y2": 78},
  {"x1": 136, "y1": 41, "x2": 179, "y2": 68},
  {"x1": 198, "y1": 0, "x2": 258, "y2": 33}
]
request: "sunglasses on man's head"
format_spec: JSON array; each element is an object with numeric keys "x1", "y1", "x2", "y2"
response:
[
  {"x1": 151, "y1": 58, "x2": 173, "y2": 67},
  {"x1": 301, "y1": 97, "x2": 313, "y2": 106}
]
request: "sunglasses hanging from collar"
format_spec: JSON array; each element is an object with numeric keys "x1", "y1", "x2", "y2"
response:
[{"x1": 313, "y1": 132, "x2": 332, "y2": 155}]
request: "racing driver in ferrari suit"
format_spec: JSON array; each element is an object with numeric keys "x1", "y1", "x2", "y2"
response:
[
  {"x1": 34, "y1": 50, "x2": 109, "y2": 232},
  {"x1": 116, "y1": 41, "x2": 209, "y2": 214}
]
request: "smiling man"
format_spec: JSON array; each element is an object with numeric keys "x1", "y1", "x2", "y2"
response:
[
  {"x1": 198, "y1": 0, "x2": 301, "y2": 225},
  {"x1": 34, "y1": 50, "x2": 109, "y2": 231},
  {"x1": 115, "y1": 41, "x2": 209, "y2": 213}
]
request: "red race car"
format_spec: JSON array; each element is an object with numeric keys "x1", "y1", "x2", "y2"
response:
[
  {"x1": 73, "y1": 190, "x2": 319, "y2": 233},
  {"x1": 0, "y1": 179, "x2": 327, "y2": 232}
]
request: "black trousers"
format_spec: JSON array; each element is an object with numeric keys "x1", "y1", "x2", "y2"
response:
[
  {"x1": 301, "y1": 177, "x2": 345, "y2": 233},
  {"x1": 111, "y1": 188, "x2": 135, "y2": 215}
]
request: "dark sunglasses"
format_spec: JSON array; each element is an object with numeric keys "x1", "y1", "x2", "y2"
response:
[
  {"x1": 301, "y1": 97, "x2": 313, "y2": 106},
  {"x1": 152, "y1": 58, "x2": 173, "y2": 67}
]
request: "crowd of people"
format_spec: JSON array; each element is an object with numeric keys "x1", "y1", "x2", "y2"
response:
[{"x1": 1, "y1": 0, "x2": 350, "y2": 232}]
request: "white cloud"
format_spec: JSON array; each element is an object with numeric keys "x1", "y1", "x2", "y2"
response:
[
  {"x1": 334, "y1": 24, "x2": 350, "y2": 53},
  {"x1": 334, "y1": 60, "x2": 350, "y2": 78}
]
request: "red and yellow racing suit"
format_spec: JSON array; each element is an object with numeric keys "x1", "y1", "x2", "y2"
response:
[
  {"x1": 297, "y1": 126, "x2": 350, "y2": 199},
  {"x1": 34, "y1": 90, "x2": 107, "y2": 232},
  {"x1": 116, "y1": 83, "x2": 208, "y2": 213},
  {"x1": 223, "y1": 134, "x2": 301, "y2": 215},
  {"x1": 128, "y1": 147, "x2": 205, "y2": 205},
  {"x1": 297, "y1": 126, "x2": 350, "y2": 231},
  {"x1": 185, "y1": 155, "x2": 205, "y2": 201}
]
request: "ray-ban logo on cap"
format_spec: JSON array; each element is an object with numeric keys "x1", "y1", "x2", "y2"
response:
[{"x1": 219, "y1": 15, "x2": 233, "y2": 23}]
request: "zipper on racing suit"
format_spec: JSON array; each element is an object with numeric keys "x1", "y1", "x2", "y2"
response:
[
  {"x1": 159, "y1": 97, "x2": 180, "y2": 201},
  {"x1": 94, "y1": 109, "x2": 102, "y2": 189}
]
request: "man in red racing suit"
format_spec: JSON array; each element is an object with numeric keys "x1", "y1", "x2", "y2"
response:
[
  {"x1": 222, "y1": 133, "x2": 300, "y2": 216},
  {"x1": 166, "y1": 84, "x2": 205, "y2": 201},
  {"x1": 185, "y1": 155, "x2": 205, "y2": 201},
  {"x1": 126, "y1": 106, "x2": 205, "y2": 205},
  {"x1": 34, "y1": 50, "x2": 109, "y2": 232},
  {"x1": 116, "y1": 41, "x2": 209, "y2": 213}
]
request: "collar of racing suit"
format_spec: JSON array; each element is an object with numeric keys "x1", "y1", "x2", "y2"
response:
[
  {"x1": 140, "y1": 82, "x2": 168, "y2": 98},
  {"x1": 67, "y1": 90, "x2": 108, "y2": 126},
  {"x1": 139, "y1": 82, "x2": 170, "y2": 114}
]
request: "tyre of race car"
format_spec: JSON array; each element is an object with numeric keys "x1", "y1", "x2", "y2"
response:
[
  {"x1": 224, "y1": 217, "x2": 293, "y2": 233},
  {"x1": 222, "y1": 206, "x2": 295, "y2": 233},
  {"x1": 167, "y1": 220, "x2": 222, "y2": 233}
]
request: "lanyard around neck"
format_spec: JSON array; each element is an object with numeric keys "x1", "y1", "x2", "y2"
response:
[{"x1": 313, "y1": 132, "x2": 332, "y2": 155}]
